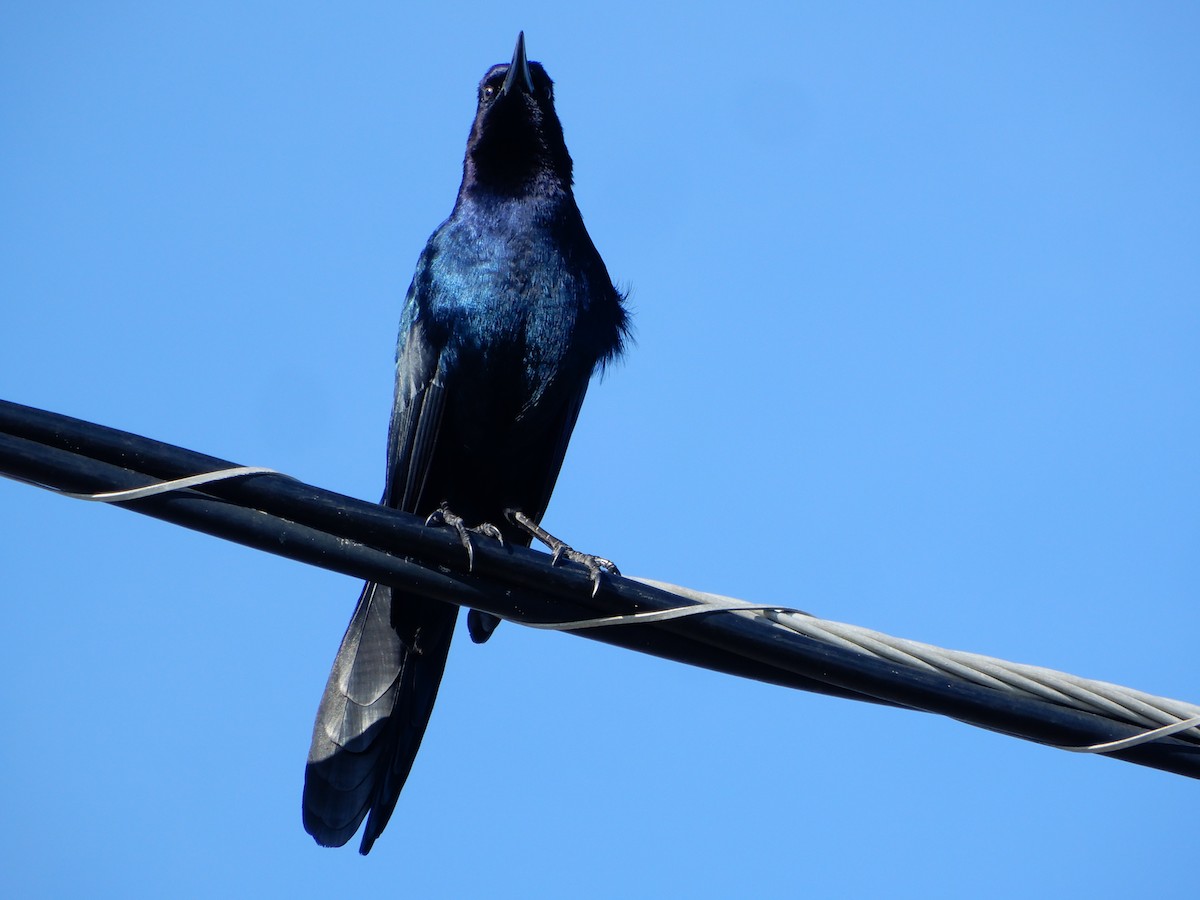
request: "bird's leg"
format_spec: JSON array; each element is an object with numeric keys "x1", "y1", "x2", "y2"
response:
[
  {"x1": 506, "y1": 509, "x2": 619, "y2": 597},
  {"x1": 425, "y1": 504, "x2": 504, "y2": 571}
]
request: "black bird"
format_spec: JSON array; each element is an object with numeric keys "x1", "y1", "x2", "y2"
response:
[{"x1": 302, "y1": 33, "x2": 628, "y2": 854}]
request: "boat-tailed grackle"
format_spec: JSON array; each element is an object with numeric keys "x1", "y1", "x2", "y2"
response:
[{"x1": 302, "y1": 32, "x2": 629, "y2": 854}]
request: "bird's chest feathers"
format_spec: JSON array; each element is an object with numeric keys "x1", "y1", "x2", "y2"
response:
[{"x1": 428, "y1": 233, "x2": 581, "y2": 381}]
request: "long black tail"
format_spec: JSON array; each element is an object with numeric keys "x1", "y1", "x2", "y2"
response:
[{"x1": 303, "y1": 581, "x2": 457, "y2": 853}]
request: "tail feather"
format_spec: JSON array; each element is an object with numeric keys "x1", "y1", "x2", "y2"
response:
[{"x1": 303, "y1": 581, "x2": 456, "y2": 852}]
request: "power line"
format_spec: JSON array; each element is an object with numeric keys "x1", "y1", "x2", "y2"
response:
[{"x1": 2, "y1": 397, "x2": 1198, "y2": 780}]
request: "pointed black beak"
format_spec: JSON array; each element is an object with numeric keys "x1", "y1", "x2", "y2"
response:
[{"x1": 501, "y1": 31, "x2": 534, "y2": 96}]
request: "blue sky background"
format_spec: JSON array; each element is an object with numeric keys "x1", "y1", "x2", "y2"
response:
[{"x1": 2, "y1": 3, "x2": 1197, "y2": 897}]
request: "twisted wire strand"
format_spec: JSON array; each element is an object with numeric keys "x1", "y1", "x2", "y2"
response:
[{"x1": 633, "y1": 578, "x2": 1200, "y2": 749}]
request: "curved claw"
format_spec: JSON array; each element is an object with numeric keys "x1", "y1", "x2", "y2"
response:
[
  {"x1": 426, "y1": 505, "x2": 508, "y2": 571},
  {"x1": 555, "y1": 546, "x2": 617, "y2": 597},
  {"x1": 506, "y1": 508, "x2": 619, "y2": 596},
  {"x1": 474, "y1": 522, "x2": 505, "y2": 545},
  {"x1": 425, "y1": 505, "x2": 479, "y2": 571}
]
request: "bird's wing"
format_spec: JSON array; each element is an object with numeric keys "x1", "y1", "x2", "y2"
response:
[
  {"x1": 384, "y1": 319, "x2": 447, "y2": 512},
  {"x1": 303, "y1": 316, "x2": 458, "y2": 854},
  {"x1": 465, "y1": 375, "x2": 591, "y2": 642},
  {"x1": 517, "y1": 377, "x2": 589, "y2": 527}
]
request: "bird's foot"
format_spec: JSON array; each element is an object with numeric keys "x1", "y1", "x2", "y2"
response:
[
  {"x1": 426, "y1": 504, "x2": 504, "y2": 571},
  {"x1": 506, "y1": 509, "x2": 619, "y2": 597}
]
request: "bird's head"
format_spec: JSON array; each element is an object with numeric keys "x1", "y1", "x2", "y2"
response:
[{"x1": 462, "y1": 32, "x2": 573, "y2": 197}]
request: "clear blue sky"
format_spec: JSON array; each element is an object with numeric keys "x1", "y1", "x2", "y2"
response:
[{"x1": 2, "y1": 4, "x2": 1197, "y2": 897}]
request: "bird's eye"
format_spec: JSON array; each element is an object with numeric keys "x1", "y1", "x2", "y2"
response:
[{"x1": 481, "y1": 84, "x2": 497, "y2": 102}]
